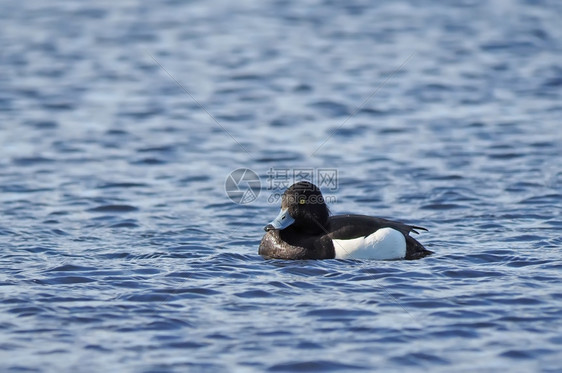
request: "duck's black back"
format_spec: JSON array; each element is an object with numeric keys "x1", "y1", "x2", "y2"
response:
[{"x1": 327, "y1": 214, "x2": 417, "y2": 239}]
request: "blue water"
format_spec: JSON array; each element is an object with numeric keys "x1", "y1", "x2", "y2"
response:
[{"x1": 1, "y1": 0, "x2": 562, "y2": 371}]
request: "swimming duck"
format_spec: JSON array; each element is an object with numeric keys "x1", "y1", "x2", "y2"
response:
[{"x1": 259, "y1": 181, "x2": 432, "y2": 260}]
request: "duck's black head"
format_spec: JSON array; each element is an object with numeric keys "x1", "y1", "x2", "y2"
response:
[{"x1": 264, "y1": 181, "x2": 330, "y2": 234}]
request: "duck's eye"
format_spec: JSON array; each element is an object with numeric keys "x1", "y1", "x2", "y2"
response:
[{"x1": 299, "y1": 198, "x2": 306, "y2": 204}]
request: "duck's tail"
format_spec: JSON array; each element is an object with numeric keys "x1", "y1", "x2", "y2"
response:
[
  {"x1": 405, "y1": 235, "x2": 433, "y2": 260},
  {"x1": 410, "y1": 225, "x2": 428, "y2": 235}
]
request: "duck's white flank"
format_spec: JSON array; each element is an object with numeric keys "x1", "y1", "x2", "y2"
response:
[{"x1": 332, "y1": 227, "x2": 406, "y2": 260}]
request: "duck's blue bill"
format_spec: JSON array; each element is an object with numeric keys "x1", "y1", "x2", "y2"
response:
[{"x1": 264, "y1": 208, "x2": 295, "y2": 231}]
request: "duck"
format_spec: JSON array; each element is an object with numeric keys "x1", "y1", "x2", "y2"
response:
[{"x1": 259, "y1": 181, "x2": 432, "y2": 260}]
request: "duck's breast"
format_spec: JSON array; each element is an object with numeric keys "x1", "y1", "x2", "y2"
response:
[{"x1": 332, "y1": 227, "x2": 406, "y2": 260}]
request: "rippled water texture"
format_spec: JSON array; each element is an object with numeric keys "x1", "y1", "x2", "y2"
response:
[{"x1": 1, "y1": 0, "x2": 562, "y2": 372}]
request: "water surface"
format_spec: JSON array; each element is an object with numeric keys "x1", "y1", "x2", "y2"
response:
[{"x1": 1, "y1": 0, "x2": 562, "y2": 372}]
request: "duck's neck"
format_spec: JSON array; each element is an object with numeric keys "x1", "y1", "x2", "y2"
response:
[{"x1": 294, "y1": 217, "x2": 329, "y2": 235}]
